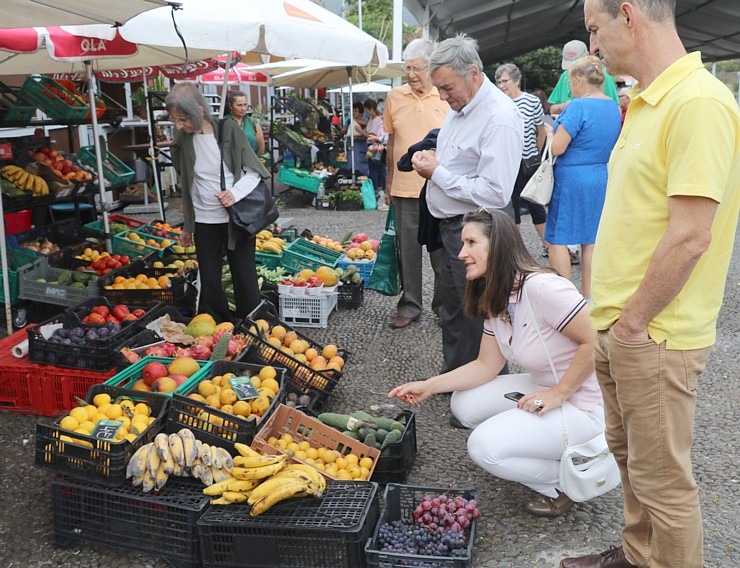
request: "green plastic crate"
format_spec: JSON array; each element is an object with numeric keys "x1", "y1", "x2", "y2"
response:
[
  {"x1": 255, "y1": 250, "x2": 282, "y2": 269},
  {"x1": 277, "y1": 166, "x2": 323, "y2": 194},
  {"x1": 103, "y1": 356, "x2": 212, "y2": 398},
  {"x1": 83, "y1": 214, "x2": 147, "y2": 237},
  {"x1": 20, "y1": 75, "x2": 89, "y2": 121},
  {"x1": 0, "y1": 248, "x2": 37, "y2": 305},
  {"x1": 112, "y1": 230, "x2": 174, "y2": 258},
  {"x1": 77, "y1": 146, "x2": 135, "y2": 187},
  {"x1": 0, "y1": 81, "x2": 37, "y2": 123},
  {"x1": 280, "y1": 238, "x2": 342, "y2": 273}
]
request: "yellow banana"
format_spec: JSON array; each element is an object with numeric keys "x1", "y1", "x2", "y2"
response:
[
  {"x1": 210, "y1": 445, "x2": 223, "y2": 469},
  {"x1": 168, "y1": 433, "x2": 185, "y2": 467},
  {"x1": 17, "y1": 171, "x2": 29, "y2": 189},
  {"x1": 233, "y1": 454, "x2": 288, "y2": 469},
  {"x1": 271, "y1": 470, "x2": 320, "y2": 492},
  {"x1": 211, "y1": 496, "x2": 232, "y2": 505},
  {"x1": 234, "y1": 443, "x2": 261, "y2": 458},
  {"x1": 227, "y1": 479, "x2": 261, "y2": 493},
  {"x1": 191, "y1": 463, "x2": 203, "y2": 481},
  {"x1": 178, "y1": 428, "x2": 197, "y2": 467},
  {"x1": 203, "y1": 478, "x2": 234, "y2": 497},
  {"x1": 127, "y1": 443, "x2": 151, "y2": 478},
  {"x1": 200, "y1": 443, "x2": 212, "y2": 466},
  {"x1": 222, "y1": 491, "x2": 249, "y2": 503},
  {"x1": 249, "y1": 480, "x2": 316, "y2": 516},
  {"x1": 232, "y1": 461, "x2": 287, "y2": 481},
  {"x1": 211, "y1": 465, "x2": 231, "y2": 484},
  {"x1": 155, "y1": 462, "x2": 169, "y2": 491},
  {"x1": 260, "y1": 242, "x2": 282, "y2": 255},
  {"x1": 247, "y1": 475, "x2": 301, "y2": 504},
  {"x1": 131, "y1": 469, "x2": 147, "y2": 487},
  {"x1": 200, "y1": 464, "x2": 214, "y2": 486},
  {"x1": 154, "y1": 433, "x2": 171, "y2": 462},
  {"x1": 142, "y1": 470, "x2": 156, "y2": 493},
  {"x1": 195, "y1": 439, "x2": 204, "y2": 462},
  {"x1": 281, "y1": 464, "x2": 327, "y2": 493},
  {"x1": 161, "y1": 449, "x2": 175, "y2": 475},
  {"x1": 172, "y1": 460, "x2": 183, "y2": 477},
  {"x1": 146, "y1": 443, "x2": 161, "y2": 478},
  {"x1": 218, "y1": 447, "x2": 233, "y2": 471}
]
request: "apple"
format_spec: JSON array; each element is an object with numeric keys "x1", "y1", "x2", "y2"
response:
[
  {"x1": 168, "y1": 374, "x2": 189, "y2": 386},
  {"x1": 152, "y1": 376, "x2": 177, "y2": 393},
  {"x1": 141, "y1": 361, "x2": 168, "y2": 386}
]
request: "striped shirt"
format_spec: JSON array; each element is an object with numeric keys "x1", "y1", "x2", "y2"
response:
[{"x1": 513, "y1": 92, "x2": 545, "y2": 159}]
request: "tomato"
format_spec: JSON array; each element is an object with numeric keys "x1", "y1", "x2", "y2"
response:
[
  {"x1": 91, "y1": 305, "x2": 110, "y2": 318},
  {"x1": 106, "y1": 258, "x2": 118, "y2": 269},
  {"x1": 86, "y1": 313, "x2": 106, "y2": 325},
  {"x1": 101, "y1": 268, "x2": 111, "y2": 275},
  {"x1": 132, "y1": 308, "x2": 146, "y2": 318},
  {"x1": 106, "y1": 315, "x2": 119, "y2": 324},
  {"x1": 112, "y1": 305, "x2": 130, "y2": 320},
  {"x1": 120, "y1": 256, "x2": 130, "y2": 265},
  {"x1": 122, "y1": 313, "x2": 137, "y2": 321},
  {"x1": 112, "y1": 254, "x2": 121, "y2": 261}
]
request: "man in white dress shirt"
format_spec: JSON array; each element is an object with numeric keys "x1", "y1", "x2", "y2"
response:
[{"x1": 412, "y1": 34, "x2": 523, "y2": 373}]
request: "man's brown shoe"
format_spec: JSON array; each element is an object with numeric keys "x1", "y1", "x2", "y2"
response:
[
  {"x1": 560, "y1": 546, "x2": 634, "y2": 568},
  {"x1": 525, "y1": 491, "x2": 574, "y2": 517},
  {"x1": 390, "y1": 315, "x2": 417, "y2": 329}
]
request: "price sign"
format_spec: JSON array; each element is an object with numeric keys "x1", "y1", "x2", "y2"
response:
[
  {"x1": 229, "y1": 376, "x2": 260, "y2": 401},
  {"x1": 91, "y1": 419, "x2": 124, "y2": 441}
]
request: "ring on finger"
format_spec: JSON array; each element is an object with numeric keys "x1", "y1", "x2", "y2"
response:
[{"x1": 533, "y1": 399, "x2": 544, "y2": 409}]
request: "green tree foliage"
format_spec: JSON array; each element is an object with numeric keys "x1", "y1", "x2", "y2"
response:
[
  {"x1": 485, "y1": 46, "x2": 563, "y2": 94},
  {"x1": 344, "y1": 0, "x2": 419, "y2": 56}
]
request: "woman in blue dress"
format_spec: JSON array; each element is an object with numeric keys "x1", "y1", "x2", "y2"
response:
[{"x1": 545, "y1": 55, "x2": 621, "y2": 299}]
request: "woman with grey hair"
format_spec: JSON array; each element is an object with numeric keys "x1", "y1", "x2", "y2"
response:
[
  {"x1": 166, "y1": 83, "x2": 270, "y2": 323},
  {"x1": 495, "y1": 63, "x2": 548, "y2": 241}
]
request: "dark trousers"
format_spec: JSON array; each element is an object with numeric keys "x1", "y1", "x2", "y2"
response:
[
  {"x1": 194, "y1": 222, "x2": 260, "y2": 324},
  {"x1": 368, "y1": 160, "x2": 387, "y2": 194}
]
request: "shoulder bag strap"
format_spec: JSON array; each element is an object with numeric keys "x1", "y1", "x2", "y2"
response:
[
  {"x1": 217, "y1": 119, "x2": 226, "y2": 190},
  {"x1": 522, "y1": 278, "x2": 569, "y2": 447}
]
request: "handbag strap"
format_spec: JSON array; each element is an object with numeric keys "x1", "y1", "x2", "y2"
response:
[
  {"x1": 521, "y1": 277, "x2": 569, "y2": 447},
  {"x1": 217, "y1": 118, "x2": 226, "y2": 190},
  {"x1": 542, "y1": 138, "x2": 553, "y2": 164}
]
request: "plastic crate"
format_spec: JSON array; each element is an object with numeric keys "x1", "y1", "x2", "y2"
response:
[
  {"x1": 0, "y1": 329, "x2": 44, "y2": 415},
  {"x1": 337, "y1": 280, "x2": 364, "y2": 310},
  {"x1": 100, "y1": 265, "x2": 197, "y2": 306},
  {"x1": 138, "y1": 223, "x2": 182, "y2": 240},
  {"x1": 83, "y1": 213, "x2": 147, "y2": 237},
  {"x1": 277, "y1": 166, "x2": 323, "y2": 194},
  {"x1": 243, "y1": 301, "x2": 345, "y2": 406},
  {"x1": 26, "y1": 311, "x2": 140, "y2": 371},
  {"x1": 20, "y1": 75, "x2": 90, "y2": 120},
  {"x1": 198, "y1": 480, "x2": 379, "y2": 568},
  {"x1": 253, "y1": 404, "x2": 381, "y2": 481},
  {"x1": 0, "y1": 247, "x2": 37, "y2": 305},
  {"x1": 104, "y1": 355, "x2": 212, "y2": 397},
  {"x1": 18, "y1": 256, "x2": 101, "y2": 307},
  {"x1": 35, "y1": 384, "x2": 169, "y2": 486},
  {"x1": 279, "y1": 292, "x2": 337, "y2": 328},
  {"x1": 52, "y1": 476, "x2": 208, "y2": 567},
  {"x1": 281, "y1": 238, "x2": 343, "y2": 273},
  {"x1": 371, "y1": 410, "x2": 417, "y2": 485},
  {"x1": 47, "y1": 243, "x2": 150, "y2": 281},
  {"x1": 255, "y1": 250, "x2": 282, "y2": 269},
  {"x1": 38, "y1": 365, "x2": 117, "y2": 417},
  {"x1": 65, "y1": 296, "x2": 162, "y2": 329},
  {"x1": 272, "y1": 226, "x2": 299, "y2": 242},
  {"x1": 166, "y1": 358, "x2": 286, "y2": 448},
  {"x1": 112, "y1": 229, "x2": 174, "y2": 258},
  {"x1": 7, "y1": 217, "x2": 89, "y2": 256},
  {"x1": 364, "y1": 485, "x2": 478, "y2": 568},
  {"x1": 0, "y1": 81, "x2": 37, "y2": 123},
  {"x1": 77, "y1": 145, "x2": 135, "y2": 187},
  {"x1": 338, "y1": 255, "x2": 375, "y2": 282}
]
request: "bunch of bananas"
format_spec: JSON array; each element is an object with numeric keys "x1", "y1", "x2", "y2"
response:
[
  {"x1": 255, "y1": 230, "x2": 287, "y2": 255},
  {"x1": 204, "y1": 442, "x2": 326, "y2": 516},
  {"x1": 125, "y1": 429, "x2": 233, "y2": 492},
  {"x1": 0, "y1": 165, "x2": 49, "y2": 196}
]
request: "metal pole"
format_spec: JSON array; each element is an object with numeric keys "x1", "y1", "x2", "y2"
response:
[
  {"x1": 142, "y1": 69, "x2": 166, "y2": 220},
  {"x1": 358, "y1": 0, "x2": 363, "y2": 31},
  {"x1": 219, "y1": 55, "x2": 233, "y2": 118},
  {"x1": 0, "y1": 196, "x2": 12, "y2": 334}
]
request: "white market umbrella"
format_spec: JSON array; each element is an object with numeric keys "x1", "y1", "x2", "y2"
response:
[
  {"x1": 270, "y1": 61, "x2": 404, "y2": 89},
  {"x1": 2, "y1": 0, "x2": 170, "y2": 28},
  {"x1": 328, "y1": 81, "x2": 392, "y2": 94}
]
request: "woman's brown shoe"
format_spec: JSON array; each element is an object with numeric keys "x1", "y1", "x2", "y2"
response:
[{"x1": 525, "y1": 492, "x2": 574, "y2": 517}]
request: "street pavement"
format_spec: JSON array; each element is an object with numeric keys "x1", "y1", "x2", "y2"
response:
[{"x1": 0, "y1": 188, "x2": 737, "y2": 567}]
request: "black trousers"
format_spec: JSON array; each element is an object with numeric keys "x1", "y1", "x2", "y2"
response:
[{"x1": 194, "y1": 222, "x2": 260, "y2": 324}]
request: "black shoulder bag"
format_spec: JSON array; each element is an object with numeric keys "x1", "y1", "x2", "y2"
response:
[{"x1": 217, "y1": 119, "x2": 279, "y2": 235}]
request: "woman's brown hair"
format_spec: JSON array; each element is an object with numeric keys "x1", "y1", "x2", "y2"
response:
[{"x1": 463, "y1": 208, "x2": 552, "y2": 320}]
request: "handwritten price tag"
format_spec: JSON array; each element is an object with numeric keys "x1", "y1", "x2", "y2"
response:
[
  {"x1": 229, "y1": 376, "x2": 260, "y2": 401},
  {"x1": 91, "y1": 419, "x2": 124, "y2": 441}
]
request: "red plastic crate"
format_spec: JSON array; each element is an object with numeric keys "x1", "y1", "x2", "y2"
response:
[
  {"x1": 0, "y1": 329, "x2": 44, "y2": 415},
  {"x1": 38, "y1": 364, "x2": 116, "y2": 416}
]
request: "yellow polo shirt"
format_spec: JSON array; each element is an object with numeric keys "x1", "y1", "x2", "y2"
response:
[
  {"x1": 383, "y1": 84, "x2": 449, "y2": 198},
  {"x1": 590, "y1": 52, "x2": 740, "y2": 349}
]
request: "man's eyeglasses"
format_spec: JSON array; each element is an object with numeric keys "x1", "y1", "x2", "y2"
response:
[
  {"x1": 496, "y1": 78, "x2": 512, "y2": 87},
  {"x1": 402, "y1": 64, "x2": 429, "y2": 74}
]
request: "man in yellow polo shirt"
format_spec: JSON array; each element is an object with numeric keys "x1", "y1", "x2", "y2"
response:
[
  {"x1": 560, "y1": 2, "x2": 740, "y2": 568},
  {"x1": 383, "y1": 38, "x2": 449, "y2": 329}
]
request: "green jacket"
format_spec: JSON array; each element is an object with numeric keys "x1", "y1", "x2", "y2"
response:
[
  {"x1": 170, "y1": 117, "x2": 270, "y2": 249},
  {"x1": 547, "y1": 71, "x2": 620, "y2": 105}
]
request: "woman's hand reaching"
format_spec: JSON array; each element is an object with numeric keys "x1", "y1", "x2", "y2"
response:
[
  {"x1": 388, "y1": 381, "x2": 433, "y2": 406},
  {"x1": 519, "y1": 387, "x2": 568, "y2": 416},
  {"x1": 216, "y1": 189, "x2": 236, "y2": 208},
  {"x1": 179, "y1": 231, "x2": 192, "y2": 247}
]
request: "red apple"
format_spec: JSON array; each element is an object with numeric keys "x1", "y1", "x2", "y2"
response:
[
  {"x1": 152, "y1": 376, "x2": 177, "y2": 393},
  {"x1": 141, "y1": 361, "x2": 168, "y2": 386},
  {"x1": 168, "y1": 374, "x2": 189, "y2": 386}
]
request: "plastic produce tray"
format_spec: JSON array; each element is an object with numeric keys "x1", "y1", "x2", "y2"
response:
[
  {"x1": 279, "y1": 291, "x2": 337, "y2": 328},
  {"x1": 103, "y1": 355, "x2": 212, "y2": 397},
  {"x1": 0, "y1": 247, "x2": 37, "y2": 305},
  {"x1": 277, "y1": 166, "x2": 323, "y2": 194},
  {"x1": 83, "y1": 213, "x2": 147, "y2": 237},
  {"x1": 52, "y1": 476, "x2": 208, "y2": 568},
  {"x1": 198, "y1": 480, "x2": 379, "y2": 568},
  {"x1": 0, "y1": 81, "x2": 37, "y2": 123},
  {"x1": 243, "y1": 301, "x2": 346, "y2": 407},
  {"x1": 18, "y1": 256, "x2": 101, "y2": 307},
  {"x1": 338, "y1": 255, "x2": 375, "y2": 282},
  {"x1": 77, "y1": 145, "x2": 135, "y2": 186},
  {"x1": 0, "y1": 329, "x2": 44, "y2": 415},
  {"x1": 35, "y1": 384, "x2": 169, "y2": 486},
  {"x1": 337, "y1": 280, "x2": 364, "y2": 310},
  {"x1": 280, "y1": 238, "x2": 342, "y2": 273},
  {"x1": 112, "y1": 229, "x2": 174, "y2": 258},
  {"x1": 255, "y1": 250, "x2": 282, "y2": 269},
  {"x1": 7, "y1": 217, "x2": 89, "y2": 256},
  {"x1": 371, "y1": 410, "x2": 417, "y2": 485},
  {"x1": 166, "y1": 358, "x2": 286, "y2": 449},
  {"x1": 20, "y1": 75, "x2": 90, "y2": 120},
  {"x1": 100, "y1": 265, "x2": 197, "y2": 307},
  {"x1": 253, "y1": 404, "x2": 381, "y2": 481},
  {"x1": 364, "y1": 484, "x2": 478, "y2": 568},
  {"x1": 38, "y1": 365, "x2": 117, "y2": 417}
]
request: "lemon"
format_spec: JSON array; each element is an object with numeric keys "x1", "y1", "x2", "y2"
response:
[
  {"x1": 59, "y1": 416, "x2": 79, "y2": 431},
  {"x1": 336, "y1": 469, "x2": 352, "y2": 480},
  {"x1": 134, "y1": 403, "x2": 150, "y2": 416},
  {"x1": 258, "y1": 366, "x2": 277, "y2": 382},
  {"x1": 68, "y1": 407, "x2": 89, "y2": 424},
  {"x1": 78, "y1": 421, "x2": 96, "y2": 434},
  {"x1": 92, "y1": 393, "x2": 111, "y2": 407},
  {"x1": 105, "y1": 404, "x2": 123, "y2": 420},
  {"x1": 359, "y1": 456, "x2": 374, "y2": 470}
]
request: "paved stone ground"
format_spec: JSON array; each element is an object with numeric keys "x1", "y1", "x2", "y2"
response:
[{"x1": 0, "y1": 187, "x2": 737, "y2": 567}]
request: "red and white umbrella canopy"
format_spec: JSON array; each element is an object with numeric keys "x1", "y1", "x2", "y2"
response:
[{"x1": 193, "y1": 63, "x2": 270, "y2": 85}]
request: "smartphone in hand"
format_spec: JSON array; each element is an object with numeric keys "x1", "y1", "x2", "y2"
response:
[{"x1": 504, "y1": 391, "x2": 525, "y2": 403}]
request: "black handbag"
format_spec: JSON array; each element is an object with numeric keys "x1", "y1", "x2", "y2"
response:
[{"x1": 218, "y1": 119, "x2": 279, "y2": 235}]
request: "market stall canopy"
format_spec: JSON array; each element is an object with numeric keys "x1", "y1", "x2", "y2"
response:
[
  {"x1": 2, "y1": 0, "x2": 172, "y2": 28},
  {"x1": 119, "y1": 0, "x2": 390, "y2": 67},
  {"x1": 405, "y1": 0, "x2": 740, "y2": 63},
  {"x1": 271, "y1": 61, "x2": 405, "y2": 89},
  {"x1": 328, "y1": 81, "x2": 392, "y2": 94},
  {"x1": 186, "y1": 63, "x2": 271, "y2": 85}
]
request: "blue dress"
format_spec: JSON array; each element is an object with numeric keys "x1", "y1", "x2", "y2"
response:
[{"x1": 544, "y1": 98, "x2": 621, "y2": 245}]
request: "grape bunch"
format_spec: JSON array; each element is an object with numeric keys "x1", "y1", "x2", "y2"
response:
[
  {"x1": 375, "y1": 519, "x2": 468, "y2": 561},
  {"x1": 412, "y1": 493, "x2": 481, "y2": 534}
]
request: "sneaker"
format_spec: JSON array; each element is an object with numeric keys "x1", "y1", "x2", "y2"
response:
[
  {"x1": 542, "y1": 245, "x2": 549, "y2": 258},
  {"x1": 569, "y1": 248, "x2": 581, "y2": 265},
  {"x1": 377, "y1": 203, "x2": 389, "y2": 211}
]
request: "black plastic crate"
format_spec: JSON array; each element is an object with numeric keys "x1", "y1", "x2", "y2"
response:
[
  {"x1": 365, "y1": 485, "x2": 478, "y2": 568},
  {"x1": 35, "y1": 385, "x2": 169, "y2": 486},
  {"x1": 26, "y1": 310, "x2": 141, "y2": 371},
  {"x1": 166, "y1": 358, "x2": 286, "y2": 449},
  {"x1": 338, "y1": 280, "x2": 364, "y2": 310},
  {"x1": 52, "y1": 475, "x2": 207, "y2": 567},
  {"x1": 7, "y1": 217, "x2": 90, "y2": 256},
  {"x1": 198, "y1": 480, "x2": 379, "y2": 568},
  {"x1": 100, "y1": 264, "x2": 197, "y2": 307},
  {"x1": 243, "y1": 300, "x2": 346, "y2": 408},
  {"x1": 47, "y1": 242, "x2": 151, "y2": 277},
  {"x1": 64, "y1": 296, "x2": 162, "y2": 328},
  {"x1": 364, "y1": 410, "x2": 417, "y2": 485}
]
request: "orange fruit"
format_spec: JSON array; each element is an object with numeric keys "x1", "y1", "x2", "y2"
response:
[
  {"x1": 254, "y1": 319, "x2": 270, "y2": 333},
  {"x1": 271, "y1": 325, "x2": 287, "y2": 340},
  {"x1": 260, "y1": 378, "x2": 280, "y2": 395},
  {"x1": 258, "y1": 366, "x2": 277, "y2": 381},
  {"x1": 233, "y1": 400, "x2": 251, "y2": 416},
  {"x1": 304, "y1": 347, "x2": 318, "y2": 362},
  {"x1": 198, "y1": 381, "x2": 217, "y2": 398},
  {"x1": 205, "y1": 394, "x2": 222, "y2": 409},
  {"x1": 219, "y1": 388, "x2": 237, "y2": 406},
  {"x1": 322, "y1": 344, "x2": 338, "y2": 359},
  {"x1": 283, "y1": 331, "x2": 298, "y2": 347},
  {"x1": 249, "y1": 376, "x2": 262, "y2": 390},
  {"x1": 220, "y1": 404, "x2": 234, "y2": 415}
]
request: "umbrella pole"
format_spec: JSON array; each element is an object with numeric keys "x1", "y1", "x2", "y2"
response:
[
  {"x1": 142, "y1": 72, "x2": 166, "y2": 220},
  {"x1": 348, "y1": 68, "x2": 355, "y2": 177},
  {"x1": 0, "y1": 198, "x2": 12, "y2": 335},
  {"x1": 85, "y1": 61, "x2": 112, "y2": 252},
  {"x1": 218, "y1": 56, "x2": 233, "y2": 118}
]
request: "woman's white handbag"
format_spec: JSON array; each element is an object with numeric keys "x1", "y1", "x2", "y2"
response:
[
  {"x1": 521, "y1": 139, "x2": 554, "y2": 206},
  {"x1": 559, "y1": 433, "x2": 621, "y2": 503}
]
